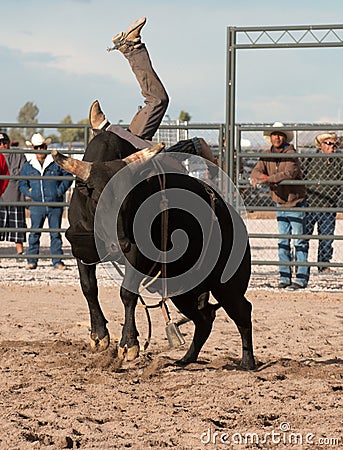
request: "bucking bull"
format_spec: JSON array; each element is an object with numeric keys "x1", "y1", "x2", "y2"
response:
[{"x1": 52, "y1": 131, "x2": 255, "y2": 369}]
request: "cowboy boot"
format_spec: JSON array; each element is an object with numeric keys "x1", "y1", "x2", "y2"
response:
[
  {"x1": 89, "y1": 100, "x2": 110, "y2": 130},
  {"x1": 107, "y1": 17, "x2": 146, "y2": 53}
]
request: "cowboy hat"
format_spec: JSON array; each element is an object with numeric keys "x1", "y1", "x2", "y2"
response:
[
  {"x1": 263, "y1": 122, "x2": 294, "y2": 144},
  {"x1": 25, "y1": 133, "x2": 52, "y2": 147},
  {"x1": 314, "y1": 132, "x2": 337, "y2": 148}
]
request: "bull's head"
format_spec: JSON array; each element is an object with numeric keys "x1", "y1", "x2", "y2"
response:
[{"x1": 52, "y1": 142, "x2": 165, "y2": 260}]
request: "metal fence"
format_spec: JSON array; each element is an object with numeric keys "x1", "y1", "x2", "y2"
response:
[
  {"x1": 236, "y1": 123, "x2": 343, "y2": 273},
  {"x1": 1, "y1": 122, "x2": 343, "y2": 276},
  {"x1": 0, "y1": 122, "x2": 224, "y2": 265}
]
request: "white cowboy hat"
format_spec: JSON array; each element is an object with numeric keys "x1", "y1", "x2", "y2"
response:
[
  {"x1": 314, "y1": 132, "x2": 337, "y2": 148},
  {"x1": 25, "y1": 133, "x2": 52, "y2": 147},
  {"x1": 263, "y1": 122, "x2": 294, "y2": 144}
]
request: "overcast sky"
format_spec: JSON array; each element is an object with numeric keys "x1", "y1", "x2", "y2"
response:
[{"x1": 1, "y1": 0, "x2": 343, "y2": 126}]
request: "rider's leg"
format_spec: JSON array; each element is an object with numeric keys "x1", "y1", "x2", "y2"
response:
[
  {"x1": 90, "y1": 17, "x2": 169, "y2": 141},
  {"x1": 124, "y1": 45, "x2": 169, "y2": 140}
]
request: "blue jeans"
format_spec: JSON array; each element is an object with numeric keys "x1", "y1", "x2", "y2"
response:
[
  {"x1": 306, "y1": 212, "x2": 336, "y2": 269},
  {"x1": 276, "y1": 202, "x2": 308, "y2": 287},
  {"x1": 27, "y1": 206, "x2": 64, "y2": 267}
]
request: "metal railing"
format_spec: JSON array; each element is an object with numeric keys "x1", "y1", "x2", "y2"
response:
[
  {"x1": 1, "y1": 122, "x2": 343, "y2": 274},
  {"x1": 0, "y1": 122, "x2": 224, "y2": 262}
]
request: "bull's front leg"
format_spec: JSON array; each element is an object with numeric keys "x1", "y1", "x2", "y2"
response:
[
  {"x1": 118, "y1": 286, "x2": 140, "y2": 361},
  {"x1": 77, "y1": 260, "x2": 110, "y2": 352}
]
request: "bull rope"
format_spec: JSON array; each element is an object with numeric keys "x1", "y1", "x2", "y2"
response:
[{"x1": 133, "y1": 161, "x2": 219, "y2": 348}]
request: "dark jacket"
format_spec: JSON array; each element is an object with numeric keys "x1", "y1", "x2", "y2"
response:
[
  {"x1": 18, "y1": 154, "x2": 72, "y2": 203},
  {"x1": 251, "y1": 144, "x2": 306, "y2": 207}
]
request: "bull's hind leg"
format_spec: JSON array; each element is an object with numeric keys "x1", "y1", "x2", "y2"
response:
[
  {"x1": 171, "y1": 291, "x2": 216, "y2": 365},
  {"x1": 212, "y1": 288, "x2": 255, "y2": 370},
  {"x1": 77, "y1": 260, "x2": 110, "y2": 352}
]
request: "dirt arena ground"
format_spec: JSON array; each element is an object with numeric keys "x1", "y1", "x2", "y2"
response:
[{"x1": 0, "y1": 257, "x2": 342, "y2": 450}]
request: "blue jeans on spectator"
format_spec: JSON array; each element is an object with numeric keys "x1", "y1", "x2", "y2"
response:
[
  {"x1": 306, "y1": 211, "x2": 336, "y2": 270},
  {"x1": 276, "y1": 201, "x2": 308, "y2": 287},
  {"x1": 27, "y1": 206, "x2": 64, "y2": 267}
]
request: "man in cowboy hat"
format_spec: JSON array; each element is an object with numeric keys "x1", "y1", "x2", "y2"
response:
[
  {"x1": 250, "y1": 122, "x2": 308, "y2": 290},
  {"x1": 18, "y1": 133, "x2": 72, "y2": 270},
  {"x1": 0, "y1": 132, "x2": 27, "y2": 255},
  {"x1": 303, "y1": 132, "x2": 341, "y2": 274}
]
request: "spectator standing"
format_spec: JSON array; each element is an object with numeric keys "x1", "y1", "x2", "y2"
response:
[
  {"x1": 0, "y1": 133, "x2": 27, "y2": 255},
  {"x1": 18, "y1": 133, "x2": 73, "y2": 270},
  {"x1": 250, "y1": 122, "x2": 308, "y2": 290},
  {"x1": 304, "y1": 132, "x2": 341, "y2": 273}
]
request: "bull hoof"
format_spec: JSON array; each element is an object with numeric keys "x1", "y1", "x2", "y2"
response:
[
  {"x1": 240, "y1": 357, "x2": 256, "y2": 371},
  {"x1": 127, "y1": 345, "x2": 139, "y2": 361},
  {"x1": 117, "y1": 345, "x2": 126, "y2": 360},
  {"x1": 176, "y1": 355, "x2": 197, "y2": 366},
  {"x1": 117, "y1": 344, "x2": 140, "y2": 361},
  {"x1": 89, "y1": 332, "x2": 110, "y2": 353}
]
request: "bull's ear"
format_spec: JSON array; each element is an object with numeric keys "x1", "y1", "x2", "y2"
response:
[
  {"x1": 51, "y1": 150, "x2": 92, "y2": 182},
  {"x1": 122, "y1": 142, "x2": 165, "y2": 171}
]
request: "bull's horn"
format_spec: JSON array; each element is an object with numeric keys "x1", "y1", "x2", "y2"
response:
[
  {"x1": 122, "y1": 142, "x2": 165, "y2": 168},
  {"x1": 51, "y1": 150, "x2": 92, "y2": 182}
]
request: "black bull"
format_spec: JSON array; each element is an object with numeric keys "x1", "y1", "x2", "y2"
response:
[{"x1": 52, "y1": 132, "x2": 255, "y2": 369}]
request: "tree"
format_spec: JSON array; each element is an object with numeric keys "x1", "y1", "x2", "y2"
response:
[
  {"x1": 9, "y1": 101, "x2": 39, "y2": 145},
  {"x1": 179, "y1": 110, "x2": 191, "y2": 122},
  {"x1": 8, "y1": 128, "x2": 24, "y2": 146},
  {"x1": 57, "y1": 115, "x2": 79, "y2": 144},
  {"x1": 75, "y1": 118, "x2": 89, "y2": 142},
  {"x1": 47, "y1": 133, "x2": 60, "y2": 144},
  {"x1": 18, "y1": 101, "x2": 39, "y2": 125}
]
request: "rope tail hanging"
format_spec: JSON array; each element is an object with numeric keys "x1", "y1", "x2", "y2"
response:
[{"x1": 153, "y1": 158, "x2": 186, "y2": 348}]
